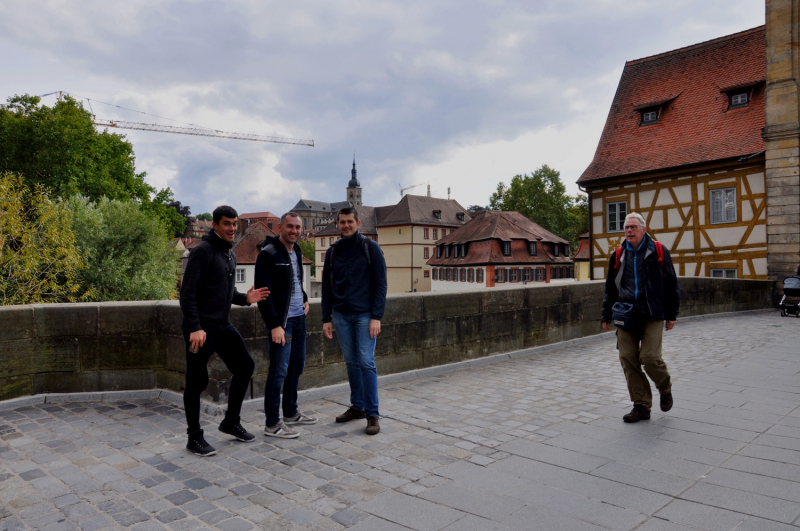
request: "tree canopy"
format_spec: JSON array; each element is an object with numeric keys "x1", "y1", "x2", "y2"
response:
[
  {"x1": 489, "y1": 164, "x2": 588, "y2": 247},
  {"x1": 0, "y1": 94, "x2": 187, "y2": 237},
  {"x1": 0, "y1": 173, "x2": 89, "y2": 304}
]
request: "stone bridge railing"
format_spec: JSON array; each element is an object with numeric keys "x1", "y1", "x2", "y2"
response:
[{"x1": 0, "y1": 278, "x2": 773, "y2": 403}]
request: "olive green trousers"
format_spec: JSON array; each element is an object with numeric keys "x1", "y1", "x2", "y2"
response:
[{"x1": 617, "y1": 319, "x2": 672, "y2": 411}]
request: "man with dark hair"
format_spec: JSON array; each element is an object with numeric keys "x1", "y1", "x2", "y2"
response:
[
  {"x1": 255, "y1": 212, "x2": 315, "y2": 439},
  {"x1": 180, "y1": 205, "x2": 270, "y2": 456},
  {"x1": 322, "y1": 207, "x2": 387, "y2": 435}
]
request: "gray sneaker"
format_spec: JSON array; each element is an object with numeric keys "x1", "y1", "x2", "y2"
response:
[
  {"x1": 284, "y1": 412, "x2": 318, "y2": 425},
  {"x1": 264, "y1": 422, "x2": 299, "y2": 439}
]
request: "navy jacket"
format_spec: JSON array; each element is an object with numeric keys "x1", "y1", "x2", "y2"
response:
[
  {"x1": 321, "y1": 230, "x2": 387, "y2": 323},
  {"x1": 602, "y1": 234, "x2": 681, "y2": 322},
  {"x1": 254, "y1": 235, "x2": 308, "y2": 330},
  {"x1": 180, "y1": 230, "x2": 249, "y2": 332}
]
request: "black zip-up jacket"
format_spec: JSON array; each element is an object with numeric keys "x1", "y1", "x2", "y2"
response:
[
  {"x1": 602, "y1": 234, "x2": 681, "y2": 322},
  {"x1": 321, "y1": 230, "x2": 387, "y2": 323},
  {"x1": 254, "y1": 235, "x2": 309, "y2": 330},
  {"x1": 180, "y1": 230, "x2": 249, "y2": 332}
]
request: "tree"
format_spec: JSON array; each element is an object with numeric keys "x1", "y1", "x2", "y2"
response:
[
  {"x1": 0, "y1": 94, "x2": 186, "y2": 237},
  {"x1": 195, "y1": 212, "x2": 212, "y2": 221},
  {"x1": 489, "y1": 164, "x2": 587, "y2": 248},
  {"x1": 297, "y1": 240, "x2": 316, "y2": 277},
  {"x1": 0, "y1": 172, "x2": 89, "y2": 304},
  {"x1": 467, "y1": 205, "x2": 487, "y2": 212},
  {"x1": 66, "y1": 196, "x2": 182, "y2": 301}
]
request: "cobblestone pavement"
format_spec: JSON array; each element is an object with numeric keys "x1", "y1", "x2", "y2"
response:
[{"x1": 2, "y1": 310, "x2": 800, "y2": 530}]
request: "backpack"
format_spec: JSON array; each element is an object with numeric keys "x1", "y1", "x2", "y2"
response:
[
  {"x1": 613, "y1": 240, "x2": 665, "y2": 277},
  {"x1": 327, "y1": 238, "x2": 373, "y2": 288}
]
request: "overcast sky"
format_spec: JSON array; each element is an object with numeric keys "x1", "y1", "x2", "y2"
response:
[{"x1": 1, "y1": 0, "x2": 765, "y2": 217}]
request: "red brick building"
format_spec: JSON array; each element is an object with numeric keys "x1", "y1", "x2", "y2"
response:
[{"x1": 426, "y1": 210, "x2": 572, "y2": 290}]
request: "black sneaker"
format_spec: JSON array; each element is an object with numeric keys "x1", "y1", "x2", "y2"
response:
[
  {"x1": 186, "y1": 430, "x2": 216, "y2": 456},
  {"x1": 336, "y1": 407, "x2": 366, "y2": 423},
  {"x1": 218, "y1": 421, "x2": 255, "y2": 442},
  {"x1": 660, "y1": 392, "x2": 673, "y2": 412}
]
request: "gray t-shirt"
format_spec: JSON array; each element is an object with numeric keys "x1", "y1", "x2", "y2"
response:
[{"x1": 288, "y1": 250, "x2": 305, "y2": 318}]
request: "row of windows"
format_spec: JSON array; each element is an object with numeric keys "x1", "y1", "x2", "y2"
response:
[
  {"x1": 640, "y1": 91, "x2": 750, "y2": 126},
  {"x1": 606, "y1": 188, "x2": 736, "y2": 233},
  {"x1": 423, "y1": 228, "x2": 450, "y2": 240},
  {"x1": 432, "y1": 268, "x2": 485, "y2": 283},
  {"x1": 436, "y1": 241, "x2": 569, "y2": 259},
  {"x1": 494, "y1": 266, "x2": 573, "y2": 282}
]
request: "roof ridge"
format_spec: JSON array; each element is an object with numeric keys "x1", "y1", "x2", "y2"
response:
[{"x1": 626, "y1": 25, "x2": 764, "y2": 66}]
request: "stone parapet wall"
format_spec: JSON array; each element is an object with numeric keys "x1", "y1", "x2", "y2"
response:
[{"x1": 0, "y1": 278, "x2": 773, "y2": 403}]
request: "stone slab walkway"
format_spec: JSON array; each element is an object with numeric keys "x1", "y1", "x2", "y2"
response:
[{"x1": 1, "y1": 310, "x2": 799, "y2": 530}]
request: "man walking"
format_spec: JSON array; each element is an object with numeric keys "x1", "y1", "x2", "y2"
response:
[
  {"x1": 180, "y1": 205, "x2": 270, "y2": 456},
  {"x1": 322, "y1": 207, "x2": 387, "y2": 435},
  {"x1": 602, "y1": 212, "x2": 681, "y2": 423},
  {"x1": 255, "y1": 212, "x2": 316, "y2": 439}
]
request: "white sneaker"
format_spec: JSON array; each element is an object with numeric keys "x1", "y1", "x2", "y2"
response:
[
  {"x1": 264, "y1": 422, "x2": 299, "y2": 439},
  {"x1": 284, "y1": 412, "x2": 318, "y2": 425}
]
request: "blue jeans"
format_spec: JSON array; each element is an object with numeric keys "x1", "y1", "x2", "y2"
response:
[
  {"x1": 264, "y1": 315, "x2": 306, "y2": 427},
  {"x1": 333, "y1": 311, "x2": 379, "y2": 418}
]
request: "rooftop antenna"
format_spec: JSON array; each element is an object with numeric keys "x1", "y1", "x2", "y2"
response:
[{"x1": 448, "y1": 187, "x2": 451, "y2": 200}]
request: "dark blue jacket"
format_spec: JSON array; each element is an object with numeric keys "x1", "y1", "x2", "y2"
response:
[
  {"x1": 180, "y1": 230, "x2": 249, "y2": 332},
  {"x1": 254, "y1": 235, "x2": 308, "y2": 330},
  {"x1": 602, "y1": 234, "x2": 681, "y2": 322},
  {"x1": 321, "y1": 230, "x2": 387, "y2": 323}
]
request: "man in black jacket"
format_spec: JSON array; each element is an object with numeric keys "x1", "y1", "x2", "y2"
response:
[
  {"x1": 322, "y1": 207, "x2": 387, "y2": 435},
  {"x1": 254, "y1": 212, "x2": 315, "y2": 439},
  {"x1": 180, "y1": 205, "x2": 269, "y2": 456},
  {"x1": 602, "y1": 212, "x2": 681, "y2": 423}
]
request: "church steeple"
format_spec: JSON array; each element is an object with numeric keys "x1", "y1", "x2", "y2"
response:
[{"x1": 347, "y1": 155, "x2": 362, "y2": 206}]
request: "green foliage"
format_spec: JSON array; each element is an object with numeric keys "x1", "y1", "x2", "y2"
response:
[
  {"x1": 0, "y1": 172, "x2": 89, "y2": 304},
  {"x1": 195, "y1": 212, "x2": 212, "y2": 221},
  {"x1": 0, "y1": 94, "x2": 189, "y2": 238},
  {"x1": 489, "y1": 164, "x2": 588, "y2": 248},
  {"x1": 297, "y1": 239, "x2": 316, "y2": 277},
  {"x1": 66, "y1": 196, "x2": 182, "y2": 301}
]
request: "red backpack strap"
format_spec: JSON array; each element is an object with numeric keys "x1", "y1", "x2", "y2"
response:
[
  {"x1": 613, "y1": 246, "x2": 623, "y2": 274},
  {"x1": 653, "y1": 241, "x2": 666, "y2": 276}
]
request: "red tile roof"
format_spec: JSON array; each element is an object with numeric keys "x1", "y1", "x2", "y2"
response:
[
  {"x1": 426, "y1": 211, "x2": 572, "y2": 267},
  {"x1": 232, "y1": 222, "x2": 275, "y2": 265},
  {"x1": 240, "y1": 211, "x2": 278, "y2": 219},
  {"x1": 578, "y1": 26, "x2": 765, "y2": 184},
  {"x1": 573, "y1": 234, "x2": 590, "y2": 261}
]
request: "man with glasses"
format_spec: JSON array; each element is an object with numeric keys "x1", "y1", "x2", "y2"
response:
[{"x1": 601, "y1": 213, "x2": 681, "y2": 423}]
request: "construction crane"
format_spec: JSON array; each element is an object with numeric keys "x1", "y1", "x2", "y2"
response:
[
  {"x1": 94, "y1": 119, "x2": 314, "y2": 147},
  {"x1": 400, "y1": 181, "x2": 433, "y2": 197},
  {"x1": 46, "y1": 91, "x2": 314, "y2": 147}
]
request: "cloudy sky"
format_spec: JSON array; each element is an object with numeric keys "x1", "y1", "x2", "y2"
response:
[{"x1": 1, "y1": 0, "x2": 764, "y2": 217}]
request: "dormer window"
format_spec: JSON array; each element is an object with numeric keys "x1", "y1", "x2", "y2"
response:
[
  {"x1": 501, "y1": 242, "x2": 511, "y2": 256},
  {"x1": 640, "y1": 108, "x2": 658, "y2": 125},
  {"x1": 456, "y1": 212, "x2": 465, "y2": 221},
  {"x1": 460, "y1": 243, "x2": 467, "y2": 257},
  {"x1": 528, "y1": 242, "x2": 537, "y2": 256},
  {"x1": 445, "y1": 245, "x2": 451, "y2": 258},
  {"x1": 553, "y1": 244, "x2": 560, "y2": 257},
  {"x1": 730, "y1": 92, "x2": 748, "y2": 109},
  {"x1": 433, "y1": 210, "x2": 442, "y2": 219},
  {"x1": 437, "y1": 245, "x2": 442, "y2": 258}
]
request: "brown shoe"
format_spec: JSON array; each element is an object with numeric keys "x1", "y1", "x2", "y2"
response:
[
  {"x1": 335, "y1": 407, "x2": 366, "y2": 423},
  {"x1": 623, "y1": 405, "x2": 651, "y2": 423},
  {"x1": 365, "y1": 416, "x2": 380, "y2": 435},
  {"x1": 660, "y1": 392, "x2": 673, "y2": 412}
]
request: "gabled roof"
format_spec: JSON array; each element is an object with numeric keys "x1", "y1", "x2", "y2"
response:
[
  {"x1": 231, "y1": 222, "x2": 276, "y2": 265},
  {"x1": 437, "y1": 211, "x2": 568, "y2": 245},
  {"x1": 292, "y1": 199, "x2": 336, "y2": 212},
  {"x1": 377, "y1": 195, "x2": 470, "y2": 227},
  {"x1": 578, "y1": 26, "x2": 765, "y2": 184},
  {"x1": 239, "y1": 211, "x2": 278, "y2": 219}
]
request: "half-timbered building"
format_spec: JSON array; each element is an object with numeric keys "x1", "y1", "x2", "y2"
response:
[{"x1": 578, "y1": 27, "x2": 767, "y2": 280}]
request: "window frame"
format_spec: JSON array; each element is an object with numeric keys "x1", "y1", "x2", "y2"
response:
[
  {"x1": 729, "y1": 92, "x2": 749, "y2": 109},
  {"x1": 432, "y1": 268, "x2": 438, "y2": 281},
  {"x1": 423, "y1": 228, "x2": 429, "y2": 240},
  {"x1": 528, "y1": 242, "x2": 537, "y2": 256},
  {"x1": 710, "y1": 268, "x2": 737, "y2": 279},
  {"x1": 501, "y1": 241, "x2": 511, "y2": 256},
  {"x1": 424, "y1": 270, "x2": 430, "y2": 278},
  {"x1": 423, "y1": 247, "x2": 429, "y2": 259},
  {"x1": 606, "y1": 201, "x2": 627, "y2": 233},
  {"x1": 522, "y1": 268, "x2": 531, "y2": 282},
  {"x1": 477, "y1": 269, "x2": 484, "y2": 283},
  {"x1": 710, "y1": 187, "x2": 737, "y2": 224},
  {"x1": 235, "y1": 268, "x2": 245, "y2": 283},
  {"x1": 433, "y1": 228, "x2": 438, "y2": 240},
  {"x1": 640, "y1": 108, "x2": 658, "y2": 125}
]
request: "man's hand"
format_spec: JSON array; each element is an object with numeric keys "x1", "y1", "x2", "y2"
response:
[
  {"x1": 601, "y1": 321, "x2": 611, "y2": 332},
  {"x1": 323, "y1": 322, "x2": 333, "y2": 339},
  {"x1": 303, "y1": 301, "x2": 310, "y2": 316},
  {"x1": 246, "y1": 286, "x2": 270, "y2": 304},
  {"x1": 665, "y1": 320, "x2": 676, "y2": 331},
  {"x1": 271, "y1": 326, "x2": 285, "y2": 345},
  {"x1": 369, "y1": 319, "x2": 381, "y2": 339},
  {"x1": 189, "y1": 330, "x2": 206, "y2": 352}
]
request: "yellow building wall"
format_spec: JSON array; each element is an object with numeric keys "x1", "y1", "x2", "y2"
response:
[
  {"x1": 576, "y1": 261, "x2": 591, "y2": 282},
  {"x1": 588, "y1": 162, "x2": 767, "y2": 280}
]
